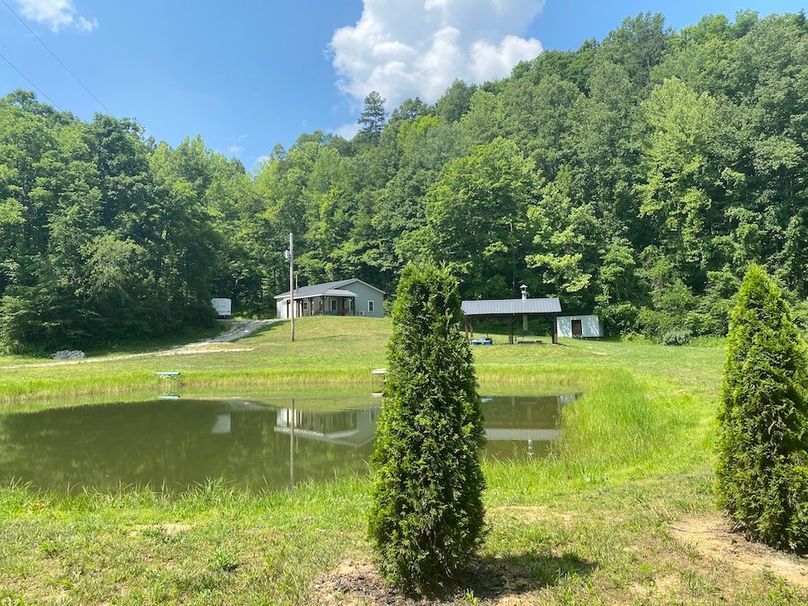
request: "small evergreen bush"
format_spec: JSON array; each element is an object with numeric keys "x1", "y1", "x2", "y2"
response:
[
  {"x1": 716, "y1": 264, "x2": 808, "y2": 552},
  {"x1": 368, "y1": 263, "x2": 486, "y2": 592}
]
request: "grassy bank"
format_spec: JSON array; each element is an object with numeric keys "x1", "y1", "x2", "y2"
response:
[
  {"x1": 0, "y1": 316, "x2": 717, "y2": 404},
  {"x1": 1, "y1": 317, "x2": 805, "y2": 604}
]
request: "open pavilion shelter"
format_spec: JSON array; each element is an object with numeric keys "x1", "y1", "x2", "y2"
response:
[{"x1": 461, "y1": 297, "x2": 562, "y2": 344}]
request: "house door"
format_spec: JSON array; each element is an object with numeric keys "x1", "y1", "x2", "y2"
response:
[{"x1": 571, "y1": 319, "x2": 583, "y2": 339}]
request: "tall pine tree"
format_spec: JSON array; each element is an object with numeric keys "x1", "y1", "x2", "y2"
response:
[{"x1": 356, "y1": 91, "x2": 387, "y2": 144}]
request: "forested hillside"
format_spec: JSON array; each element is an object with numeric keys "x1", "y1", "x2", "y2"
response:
[{"x1": 1, "y1": 10, "x2": 807, "y2": 351}]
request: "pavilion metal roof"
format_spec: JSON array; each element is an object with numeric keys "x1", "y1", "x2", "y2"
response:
[{"x1": 461, "y1": 298, "x2": 561, "y2": 316}]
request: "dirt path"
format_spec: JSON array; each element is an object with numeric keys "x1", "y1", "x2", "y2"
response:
[
  {"x1": 670, "y1": 515, "x2": 808, "y2": 589},
  {"x1": 0, "y1": 319, "x2": 276, "y2": 370},
  {"x1": 192, "y1": 319, "x2": 274, "y2": 344}
]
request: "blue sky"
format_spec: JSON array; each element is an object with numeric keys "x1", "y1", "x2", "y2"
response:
[{"x1": 0, "y1": 1, "x2": 805, "y2": 168}]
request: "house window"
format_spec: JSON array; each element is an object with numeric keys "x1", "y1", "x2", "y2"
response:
[
  {"x1": 303, "y1": 301, "x2": 308, "y2": 311},
  {"x1": 330, "y1": 299, "x2": 337, "y2": 312},
  {"x1": 368, "y1": 300, "x2": 375, "y2": 313}
]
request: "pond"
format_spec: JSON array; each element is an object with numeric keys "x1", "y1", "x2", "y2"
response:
[{"x1": 0, "y1": 393, "x2": 577, "y2": 493}]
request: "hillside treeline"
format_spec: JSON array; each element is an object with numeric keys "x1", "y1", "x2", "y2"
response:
[{"x1": 1, "y1": 11, "x2": 807, "y2": 351}]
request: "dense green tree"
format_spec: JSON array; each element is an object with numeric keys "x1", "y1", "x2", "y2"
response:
[
  {"x1": 369, "y1": 263, "x2": 485, "y2": 590},
  {"x1": 423, "y1": 138, "x2": 538, "y2": 297},
  {"x1": 716, "y1": 264, "x2": 808, "y2": 552},
  {"x1": 356, "y1": 91, "x2": 387, "y2": 144},
  {"x1": 435, "y1": 80, "x2": 476, "y2": 123},
  {"x1": 526, "y1": 168, "x2": 603, "y2": 306}
]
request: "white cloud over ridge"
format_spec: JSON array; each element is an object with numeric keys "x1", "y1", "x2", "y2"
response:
[
  {"x1": 330, "y1": 0, "x2": 544, "y2": 108},
  {"x1": 14, "y1": 0, "x2": 98, "y2": 33}
]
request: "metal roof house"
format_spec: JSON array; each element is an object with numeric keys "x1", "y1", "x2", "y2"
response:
[
  {"x1": 461, "y1": 285, "x2": 562, "y2": 344},
  {"x1": 275, "y1": 278, "x2": 385, "y2": 319}
]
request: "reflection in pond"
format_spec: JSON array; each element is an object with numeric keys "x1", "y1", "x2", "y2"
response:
[{"x1": 0, "y1": 394, "x2": 576, "y2": 493}]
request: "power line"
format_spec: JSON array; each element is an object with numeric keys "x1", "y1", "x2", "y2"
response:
[
  {"x1": 0, "y1": 50, "x2": 59, "y2": 108},
  {"x1": 1, "y1": 0, "x2": 110, "y2": 113}
]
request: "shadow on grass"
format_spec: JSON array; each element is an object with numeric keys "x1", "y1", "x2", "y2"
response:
[
  {"x1": 310, "y1": 551, "x2": 597, "y2": 605},
  {"x1": 457, "y1": 551, "x2": 597, "y2": 601}
]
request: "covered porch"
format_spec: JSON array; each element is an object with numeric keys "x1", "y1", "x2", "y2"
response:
[{"x1": 282, "y1": 289, "x2": 357, "y2": 318}]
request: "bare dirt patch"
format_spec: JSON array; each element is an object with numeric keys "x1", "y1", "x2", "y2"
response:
[
  {"x1": 670, "y1": 515, "x2": 808, "y2": 589},
  {"x1": 489, "y1": 505, "x2": 575, "y2": 524},
  {"x1": 309, "y1": 552, "x2": 596, "y2": 605},
  {"x1": 629, "y1": 573, "x2": 682, "y2": 599},
  {"x1": 128, "y1": 523, "x2": 194, "y2": 537}
]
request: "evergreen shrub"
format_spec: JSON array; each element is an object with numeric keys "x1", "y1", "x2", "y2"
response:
[
  {"x1": 368, "y1": 263, "x2": 487, "y2": 592},
  {"x1": 716, "y1": 264, "x2": 808, "y2": 552}
]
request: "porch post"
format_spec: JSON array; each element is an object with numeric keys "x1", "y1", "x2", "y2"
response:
[
  {"x1": 551, "y1": 315, "x2": 558, "y2": 344},
  {"x1": 508, "y1": 316, "x2": 514, "y2": 345}
]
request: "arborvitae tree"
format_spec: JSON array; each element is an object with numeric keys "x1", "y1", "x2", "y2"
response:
[
  {"x1": 716, "y1": 264, "x2": 808, "y2": 552},
  {"x1": 368, "y1": 263, "x2": 486, "y2": 591},
  {"x1": 356, "y1": 91, "x2": 387, "y2": 144}
]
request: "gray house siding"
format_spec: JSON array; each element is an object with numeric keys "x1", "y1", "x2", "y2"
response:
[{"x1": 343, "y1": 281, "x2": 384, "y2": 317}]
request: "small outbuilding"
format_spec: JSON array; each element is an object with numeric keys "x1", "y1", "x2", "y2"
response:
[
  {"x1": 211, "y1": 298, "x2": 232, "y2": 319},
  {"x1": 556, "y1": 315, "x2": 604, "y2": 339}
]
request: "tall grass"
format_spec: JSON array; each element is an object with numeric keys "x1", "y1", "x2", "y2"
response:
[{"x1": 484, "y1": 370, "x2": 685, "y2": 501}]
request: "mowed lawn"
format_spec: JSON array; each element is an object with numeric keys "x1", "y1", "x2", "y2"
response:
[{"x1": 1, "y1": 317, "x2": 806, "y2": 605}]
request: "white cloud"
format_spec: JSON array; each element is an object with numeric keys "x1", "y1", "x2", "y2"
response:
[
  {"x1": 330, "y1": 0, "x2": 544, "y2": 108},
  {"x1": 14, "y1": 0, "x2": 98, "y2": 33},
  {"x1": 226, "y1": 134, "x2": 248, "y2": 156},
  {"x1": 332, "y1": 122, "x2": 361, "y2": 140}
]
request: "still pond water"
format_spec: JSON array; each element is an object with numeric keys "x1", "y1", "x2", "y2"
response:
[{"x1": 0, "y1": 394, "x2": 576, "y2": 493}]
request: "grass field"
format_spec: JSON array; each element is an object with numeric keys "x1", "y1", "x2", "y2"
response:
[{"x1": 0, "y1": 317, "x2": 806, "y2": 605}]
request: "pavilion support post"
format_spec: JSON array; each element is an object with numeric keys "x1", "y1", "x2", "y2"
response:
[
  {"x1": 508, "y1": 316, "x2": 514, "y2": 345},
  {"x1": 551, "y1": 315, "x2": 558, "y2": 344}
]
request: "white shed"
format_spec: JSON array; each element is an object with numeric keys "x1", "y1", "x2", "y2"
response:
[
  {"x1": 211, "y1": 298, "x2": 232, "y2": 319},
  {"x1": 556, "y1": 315, "x2": 603, "y2": 339}
]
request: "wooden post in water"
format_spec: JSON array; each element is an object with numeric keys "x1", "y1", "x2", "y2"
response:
[{"x1": 289, "y1": 398, "x2": 295, "y2": 486}]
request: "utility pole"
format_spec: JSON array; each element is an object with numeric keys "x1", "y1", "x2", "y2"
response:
[{"x1": 285, "y1": 232, "x2": 295, "y2": 342}]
